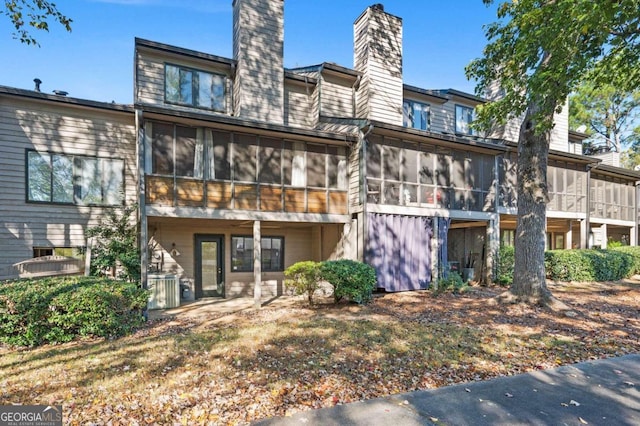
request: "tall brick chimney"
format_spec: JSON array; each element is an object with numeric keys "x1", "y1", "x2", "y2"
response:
[
  {"x1": 354, "y1": 4, "x2": 403, "y2": 125},
  {"x1": 232, "y1": 0, "x2": 284, "y2": 124}
]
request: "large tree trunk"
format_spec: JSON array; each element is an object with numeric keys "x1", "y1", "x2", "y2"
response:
[{"x1": 511, "y1": 100, "x2": 553, "y2": 305}]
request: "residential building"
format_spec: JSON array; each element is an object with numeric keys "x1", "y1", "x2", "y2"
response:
[{"x1": 1, "y1": 1, "x2": 638, "y2": 299}]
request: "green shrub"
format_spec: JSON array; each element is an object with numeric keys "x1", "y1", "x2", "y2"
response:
[
  {"x1": 320, "y1": 260, "x2": 377, "y2": 304},
  {"x1": 436, "y1": 271, "x2": 467, "y2": 294},
  {"x1": 496, "y1": 245, "x2": 515, "y2": 286},
  {"x1": 284, "y1": 261, "x2": 322, "y2": 305},
  {"x1": 545, "y1": 249, "x2": 635, "y2": 282},
  {"x1": 610, "y1": 246, "x2": 640, "y2": 276},
  {"x1": 0, "y1": 276, "x2": 148, "y2": 347}
]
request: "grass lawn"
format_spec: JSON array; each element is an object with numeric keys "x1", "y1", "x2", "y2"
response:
[{"x1": 1, "y1": 280, "x2": 638, "y2": 425}]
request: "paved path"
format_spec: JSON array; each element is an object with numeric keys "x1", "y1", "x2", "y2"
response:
[{"x1": 255, "y1": 354, "x2": 640, "y2": 426}]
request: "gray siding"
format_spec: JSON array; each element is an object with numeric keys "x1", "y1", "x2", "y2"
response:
[
  {"x1": 135, "y1": 48, "x2": 233, "y2": 115},
  {"x1": 321, "y1": 73, "x2": 354, "y2": 117},
  {"x1": 0, "y1": 96, "x2": 135, "y2": 274},
  {"x1": 233, "y1": 0, "x2": 284, "y2": 124},
  {"x1": 431, "y1": 100, "x2": 457, "y2": 135},
  {"x1": 348, "y1": 140, "x2": 362, "y2": 207},
  {"x1": 284, "y1": 79, "x2": 314, "y2": 128},
  {"x1": 354, "y1": 5, "x2": 403, "y2": 126},
  {"x1": 550, "y1": 100, "x2": 569, "y2": 152}
]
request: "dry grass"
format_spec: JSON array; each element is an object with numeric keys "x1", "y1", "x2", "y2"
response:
[{"x1": 1, "y1": 280, "x2": 638, "y2": 425}]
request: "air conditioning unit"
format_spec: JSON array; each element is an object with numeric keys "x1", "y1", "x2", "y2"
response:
[{"x1": 147, "y1": 274, "x2": 180, "y2": 309}]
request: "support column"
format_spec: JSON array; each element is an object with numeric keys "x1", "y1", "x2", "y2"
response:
[
  {"x1": 431, "y1": 217, "x2": 439, "y2": 289},
  {"x1": 484, "y1": 217, "x2": 499, "y2": 285},
  {"x1": 566, "y1": 220, "x2": 573, "y2": 250},
  {"x1": 631, "y1": 224, "x2": 637, "y2": 246},
  {"x1": 580, "y1": 219, "x2": 588, "y2": 249},
  {"x1": 253, "y1": 220, "x2": 262, "y2": 309},
  {"x1": 600, "y1": 223, "x2": 608, "y2": 249},
  {"x1": 136, "y1": 108, "x2": 148, "y2": 291}
]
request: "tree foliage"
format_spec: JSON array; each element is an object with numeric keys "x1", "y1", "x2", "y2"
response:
[
  {"x1": 466, "y1": 0, "x2": 640, "y2": 304},
  {"x1": 3, "y1": 0, "x2": 72, "y2": 45},
  {"x1": 569, "y1": 81, "x2": 640, "y2": 155}
]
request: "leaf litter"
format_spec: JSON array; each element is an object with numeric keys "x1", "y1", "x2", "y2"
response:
[{"x1": 0, "y1": 280, "x2": 638, "y2": 425}]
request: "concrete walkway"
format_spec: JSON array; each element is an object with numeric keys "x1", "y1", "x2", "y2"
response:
[{"x1": 255, "y1": 354, "x2": 640, "y2": 426}]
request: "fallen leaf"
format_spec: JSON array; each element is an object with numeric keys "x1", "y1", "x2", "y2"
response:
[
  {"x1": 579, "y1": 417, "x2": 588, "y2": 424},
  {"x1": 505, "y1": 393, "x2": 513, "y2": 398},
  {"x1": 464, "y1": 388, "x2": 471, "y2": 393},
  {"x1": 570, "y1": 400, "x2": 580, "y2": 406}
]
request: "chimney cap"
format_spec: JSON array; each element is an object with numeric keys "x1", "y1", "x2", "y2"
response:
[
  {"x1": 371, "y1": 3, "x2": 384, "y2": 11},
  {"x1": 33, "y1": 78, "x2": 42, "y2": 92}
]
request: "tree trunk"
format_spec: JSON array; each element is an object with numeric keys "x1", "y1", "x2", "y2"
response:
[{"x1": 511, "y1": 100, "x2": 553, "y2": 305}]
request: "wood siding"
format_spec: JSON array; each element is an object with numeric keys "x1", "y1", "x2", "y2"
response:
[
  {"x1": 135, "y1": 48, "x2": 233, "y2": 115},
  {"x1": 550, "y1": 100, "x2": 569, "y2": 152},
  {"x1": 321, "y1": 73, "x2": 354, "y2": 117},
  {"x1": 354, "y1": 6, "x2": 403, "y2": 126},
  {"x1": 233, "y1": 0, "x2": 284, "y2": 124},
  {"x1": 284, "y1": 79, "x2": 314, "y2": 128},
  {"x1": 348, "y1": 139, "x2": 362, "y2": 207},
  {"x1": 0, "y1": 96, "x2": 135, "y2": 275}
]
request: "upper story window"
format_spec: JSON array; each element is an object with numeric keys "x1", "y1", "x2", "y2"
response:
[
  {"x1": 27, "y1": 150, "x2": 123, "y2": 206},
  {"x1": 165, "y1": 64, "x2": 225, "y2": 112},
  {"x1": 455, "y1": 105, "x2": 476, "y2": 135},
  {"x1": 403, "y1": 100, "x2": 430, "y2": 131}
]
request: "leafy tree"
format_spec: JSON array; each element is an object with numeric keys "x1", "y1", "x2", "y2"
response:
[
  {"x1": 466, "y1": 0, "x2": 640, "y2": 305},
  {"x1": 3, "y1": 0, "x2": 72, "y2": 45},
  {"x1": 86, "y1": 204, "x2": 140, "y2": 282},
  {"x1": 569, "y1": 81, "x2": 640, "y2": 156}
]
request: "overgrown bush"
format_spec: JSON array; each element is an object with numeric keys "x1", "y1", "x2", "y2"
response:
[
  {"x1": 86, "y1": 204, "x2": 140, "y2": 282},
  {"x1": 284, "y1": 261, "x2": 322, "y2": 305},
  {"x1": 320, "y1": 260, "x2": 377, "y2": 304},
  {"x1": 435, "y1": 271, "x2": 467, "y2": 294},
  {"x1": 496, "y1": 245, "x2": 515, "y2": 286},
  {"x1": 0, "y1": 276, "x2": 148, "y2": 347},
  {"x1": 545, "y1": 249, "x2": 635, "y2": 282}
]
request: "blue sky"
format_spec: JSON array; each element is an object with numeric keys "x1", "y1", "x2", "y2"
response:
[{"x1": 0, "y1": 0, "x2": 499, "y2": 104}]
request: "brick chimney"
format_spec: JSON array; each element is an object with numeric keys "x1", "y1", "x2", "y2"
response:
[
  {"x1": 232, "y1": 0, "x2": 284, "y2": 124},
  {"x1": 354, "y1": 4, "x2": 403, "y2": 125}
]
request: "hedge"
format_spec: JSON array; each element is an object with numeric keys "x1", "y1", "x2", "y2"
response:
[
  {"x1": 495, "y1": 246, "x2": 640, "y2": 284},
  {"x1": 545, "y1": 248, "x2": 636, "y2": 282},
  {"x1": 0, "y1": 276, "x2": 148, "y2": 347}
]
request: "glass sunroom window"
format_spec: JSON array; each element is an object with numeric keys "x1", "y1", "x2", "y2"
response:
[{"x1": 165, "y1": 64, "x2": 225, "y2": 112}]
